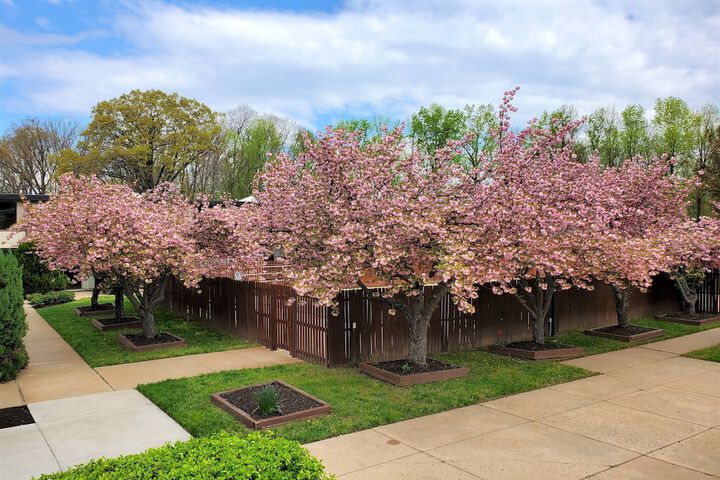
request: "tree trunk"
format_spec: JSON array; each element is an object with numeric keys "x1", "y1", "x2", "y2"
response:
[
  {"x1": 403, "y1": 282, "x2": 450, "y2": 366},
  {"x1": 114, "y1": 286, "x2": 124, "y2": 319},
  {"x1": 407, "y1": 294, "x2": 428, "y2": 366},
  {"x1": 514, "y1": 278, "x2": 555, "y2": 345},
  {"x1": 611, "y1": 284, "x2": 631, "y2": 328},
  {"x1": 142, "y1": 309, "x2": 156, "y2": 338},
  {"x1": 675, "y1": 277, "x2": 698, "y2": 315},
  {"x1": 90, "y1": 282, "x2": 101, "y2": 308}
]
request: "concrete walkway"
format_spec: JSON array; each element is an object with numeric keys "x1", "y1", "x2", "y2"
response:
[
  {"x1": 1, "y1": 390, "x2": 190, "y2": 480},
  {"x1": 307, "y1": 330, "x2": 720, "y2": 479},
  {"x1": 0, "y1": 303, "x2": 300, "y2": 408}
]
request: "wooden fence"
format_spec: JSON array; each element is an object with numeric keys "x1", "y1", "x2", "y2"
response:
[{"x1": 163, "y1": 273, "x2": 695, "y2": 366}]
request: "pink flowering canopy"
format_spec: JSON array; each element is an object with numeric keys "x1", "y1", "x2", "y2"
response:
[
  {"x1": 18, "y1": 175, "x2": 204, "y2": 288},
  {"x1": 253, "y1": 126, "x2": 509, "y2": 314}
]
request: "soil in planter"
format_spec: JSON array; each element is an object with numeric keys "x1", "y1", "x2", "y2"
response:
[
  {"x1": 122, "y1": 332, "x2": 183, "y2": 346},
  {"x1": 503, "y1": 341, "x2": 576, "y2": 351},
  {"x1": 370, "y1": 358, "x2": 461, "y2": 375},
  {"x1": 76, "y1": 303, "x2": 114, "y2": 313},
  {"x1": 219, "y1": 382, "x2": 322, "y2": 421},
  {"x1": 593, "y1": 325, "x2": 660, "y2": 336},
  {"x1": 0, "y1": 405, "x2": 34, "y2": 429},
  {"x1": 94, "y1": 317, "x2": 141, "y2": 327}
]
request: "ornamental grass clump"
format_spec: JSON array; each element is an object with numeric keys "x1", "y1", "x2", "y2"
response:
[{"x1": 254, "y1": 383, "x2": 283, "y2": 416}]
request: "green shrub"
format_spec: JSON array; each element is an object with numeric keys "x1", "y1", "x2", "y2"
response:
[
  {"x1": 26, "y1": 290, "x2": 75, "y2": 308},
  {"x1": 14, "y1": 242, "x2": 68, "y2": 294},
  {"x1": 36, "y1": 432, "x2": 334, "y2": 480},
  {"x1": 0, "y1": 250, "x2": 28, "y2": 382}
]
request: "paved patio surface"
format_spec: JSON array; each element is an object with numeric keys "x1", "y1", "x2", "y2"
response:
[
  {"x1": 0, "y1": 303, "x2": 300, "y2": 408},
  {"x1": 0, "y1": 390, "x2": 190, "y2": 480},
  {"x1": 308, "y1": 330, "x2": 720, "y2": 479}
]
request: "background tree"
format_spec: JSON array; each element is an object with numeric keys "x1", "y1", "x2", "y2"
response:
[
  {"x1": 691, "y1": 104, "x2": 720, "y2": 218},
  {"x1": 620, "y1": 104, "x2": 651, "y2": 160},
  {"x1": 459, "y1": 103, "x2": 498, "y2": 169},
  {"x1": 652, "y1": 97, "x2": 695, "y2": 175},
  {"x1": 0, "y1": 118, "x2": 78, "y2": 194},
  {"x1": 58, "y1": 90, "x2": 222, "y2": 193},
  {"x1": 14, "y1": 242, "x2": 68, "y2": 295},
  {"x1": 585, "y1": 107, "x2": 622, "y2": 167},
  {"x1": 409, "y1": 103, "x2": 465, "y2": 159}
]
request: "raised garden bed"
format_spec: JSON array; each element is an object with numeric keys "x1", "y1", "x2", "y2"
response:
[
  {"x1": 656, "y1": 313, "x2": 720, "y2": 326},
  {"x1": 489, "y1": 341, "x2": 583, "y2": 360},
  {"x1": 91, "y1": 316, "x2": 143, "y2": 331},
  {"x1": 0, "y1": 405, "x2": 34, "y2": 429},
  {"x1": 358, "y1": 358, "x2": 470, "y2": 386},
  {"x1": 585, "y1": 324, "x2": 664, "y2": 342},
  {"x1": 118, "y1": 332, "x2": 187, "y2": 352},
  {"x1": 75, "y1": 303, "x2": 114, "y2": 317},
  {"x1": 211, "y1": 380, "x2": 331, "y2": 429}
]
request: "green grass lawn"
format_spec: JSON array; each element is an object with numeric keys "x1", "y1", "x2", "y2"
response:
[
  {"x1": 555, "y1": 317, "x2": 720, "y2": 356},
  {"x1": 36, "y1": 296, "x2": 254, "y2": 367},
  {"x1": 684, "y1": 344, "x2": 720, "y2": 362},
  {"x1": 138, "y1": 350, "x2": 591, "y2": 443}
]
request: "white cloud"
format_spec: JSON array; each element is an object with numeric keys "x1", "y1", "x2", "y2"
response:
[{"x1": 1, "y1": 0, "x2": 719, "y2": 128}]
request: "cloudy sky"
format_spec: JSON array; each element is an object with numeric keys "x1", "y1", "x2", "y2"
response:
[{"x1": 1, "y1": 0, "x2": 718, "y2": 132}]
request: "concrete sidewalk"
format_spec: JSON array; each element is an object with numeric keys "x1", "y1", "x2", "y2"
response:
[
  {"x1": 0, "y1": 303, "x2": 300, "y2": 408},
  {"x1": 307, "y1": 330, "x2": 720, "y2": 479},
  {"x1": 0, "y1": 390, "x2": 190, "y2": 480}
]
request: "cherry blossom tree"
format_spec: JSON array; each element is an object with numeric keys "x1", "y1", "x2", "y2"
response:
[
  {"x1": 591, "y1": 157, "x2": 692, "y2": 328},
  {"x1": 18, "y1": 175, "x2": 206, "y2": 338},
  {"x1": 252, "y1": 127, "x2": 509, "y2": 366},
  {"x1": 663, "y1": 217, "x2": 720, "y2": 314}
]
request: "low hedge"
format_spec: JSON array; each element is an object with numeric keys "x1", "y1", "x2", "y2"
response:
[
  {"x1": 26, "y1": 291, "x2": 75, "y2": 308},
  {"x1": 35, "y1": 432, "x2": 334, "y2": 480}
]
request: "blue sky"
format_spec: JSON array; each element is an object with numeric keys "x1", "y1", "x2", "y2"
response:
[{"x1": 1, "y1": 0, "x2": 719, "y2": 134}]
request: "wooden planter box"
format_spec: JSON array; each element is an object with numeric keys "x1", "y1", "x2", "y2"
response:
[
  {"x1": 489, "y1": 343, "x2": 584, "y2": 360},
  {"x1": 358, "y1": 362, "x2": 470, "y2": 386},
  {"x1": 585, "y1": 326, "x2": 664, "y2": 343},
  {"x1": 91, "y1": 317, "x2": 143, "y2": 331},
  {"x1": 211, "y1": 381, "x2": 331, "y2": 429},
  {"x1": 117, "y1": 332, "x2": 187, "y2": 352},
  {"x1": 656, "y1": 313, "x2": 720, "y2": 326},
  {"x1": 75, "y1": 303, "x2": 114, "y2": 317}
]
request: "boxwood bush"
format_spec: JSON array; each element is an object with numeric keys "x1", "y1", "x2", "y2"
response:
[
  {"x1": 26, "y1": 290, "x2": 75, "y2": 308},
  {"x1": 36, "y1": 432, "x2": 334, "y2": 480},
  {"x1": 0, "y1": 250, "x2": 28, "y2": 382},
  {"x1": 14, "y1": 242, "x2": 68, "y2": 294}
]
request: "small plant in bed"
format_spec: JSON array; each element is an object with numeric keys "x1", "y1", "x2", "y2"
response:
[
  {"x1": 211, "y1": 381, "x2": 331, "y2": 429},
  {"x1": 118, "y1": 331, "x2": 187, "y2": 351}
]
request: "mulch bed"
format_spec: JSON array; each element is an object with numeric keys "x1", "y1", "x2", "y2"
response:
[
  {"x1": 118, "y1": 332, "x2": 187, "y2": 351},
  {"x1": 91, "y1": 316, "x2": 143, "y2": 331},
  {"x1": 585, "y1": 324, "x2": 664, "y2": 342},
  {"x1": 657, "y1": 312, "x2": 720, "y2": 326},
  {"x1": 211, "y1": 381, "x2": 331, "y2": 429},
  {"x1": 489, "y1": 341, "x2": 584, "y2": 360},
  {"x1": 0, "y1": 405, "x2": 34, "y2": 429},
  {"x1": 75, "y1": 303, "x2": 114, "y2": 317},
  {"x1": 359, "y1": 358, "x2": 470, "y2": 386}
]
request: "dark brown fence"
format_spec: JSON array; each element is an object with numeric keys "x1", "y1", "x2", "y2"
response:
[
  {"x1": 164, "y1": 274, "x2": 685, "y2": 367},
  {"x1": 697, "y1": 269, "x2": 720, "y2": 314}
]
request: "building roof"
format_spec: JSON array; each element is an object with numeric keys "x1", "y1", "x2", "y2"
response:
[{"x1": 0, "y1": 193, "x2": 50, "y2": 202}]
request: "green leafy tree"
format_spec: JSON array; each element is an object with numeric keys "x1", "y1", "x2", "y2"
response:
[
  {"x1": 652, "y1": 97, "x2": 695, "y2": 174},
  {"x1": 225, "y1": 118, "x2": 284, "y2": 198},
  {"x1": 0, "y1": 250, "x2": 27, "y2": 381},
  {"x1": 58, "y1": 90, "x2": 222, "y2": 193},
  {"x1": 620, "y1": 104, "x2": 651, "y2": 159},
  {"x1": 460, "y1": 103, "x2": 498, "y2": 168},
  {"x1": 585, "y1": 107, "x2": 622, "y2": 167},
  {"x1": 706, "y1": 126, "x2": 720, "y2": 216},
  {"x1": 335, "y1": 116, "x2": 398, "y2": 147},
  {"x1": 410, "y1": 104, "x2": 466, "y2": 158}
]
